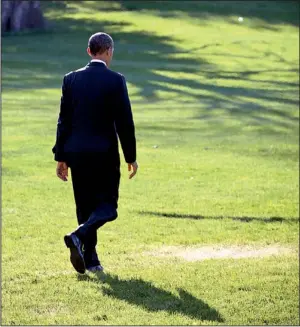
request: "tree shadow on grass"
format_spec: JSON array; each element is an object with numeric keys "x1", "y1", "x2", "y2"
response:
[
  {"x1": 112, "y1": 0, "x2": 300, "y2": 27},
  {"x1": 2, "y1": 4, "x2": 299, "y2": 136},
  {"x1": 1, "y1": 16, "x2": 210, "y2": 93},
  {"x1": 77, "y1": 272, "x2": 224, "y2": 323},
  {"x1": 44, "y1": 0, "x2": 300, "y2": 27},
  {"x1": 138, "y1": 211, "x2": 300, "y2": 223}
]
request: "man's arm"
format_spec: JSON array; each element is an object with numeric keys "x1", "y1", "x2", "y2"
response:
[
  {"x1": 114, "y1": 75, "x2": 138, "y2": 178},
  {"x1": 54, "y1": 74, "x2": 73, "y2": 162},
  {"x1": 115, "y1": 75, "x2": 136, "y2": 159}
]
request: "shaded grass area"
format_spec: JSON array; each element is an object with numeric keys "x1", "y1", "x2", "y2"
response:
[
  {"x1": 2, "y1": 0, "x2": 299, "y2": 325},
  {"x1": 138, "y1": 211, "x2": 300, "y2": 223}
]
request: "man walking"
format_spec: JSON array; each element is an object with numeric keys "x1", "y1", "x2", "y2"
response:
[{"x1": 52, "y1": 32, "x2": 138, "y2": 274}]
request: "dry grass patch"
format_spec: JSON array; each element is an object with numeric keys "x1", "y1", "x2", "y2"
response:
[{"x1": 145, "y1": 245, "x2": 297, "y2": 261}]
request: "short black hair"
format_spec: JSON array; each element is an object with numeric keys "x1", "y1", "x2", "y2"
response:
[{"x1": 88, "y1": 32, "x2": 114, "y2": 55}]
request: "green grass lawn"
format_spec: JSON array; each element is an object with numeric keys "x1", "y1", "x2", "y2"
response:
[{"x1": 2, "y1": 1, "x2": 299, "y2": 325}]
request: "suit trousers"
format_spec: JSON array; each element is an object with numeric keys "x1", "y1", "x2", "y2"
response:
[{"x1": 66, "y1": 152, "x2": 120, "y2": 266}]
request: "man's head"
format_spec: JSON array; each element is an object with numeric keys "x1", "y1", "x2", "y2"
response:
[{"x1": 87, "y1": 32, "x2": 114, "y2": 66}]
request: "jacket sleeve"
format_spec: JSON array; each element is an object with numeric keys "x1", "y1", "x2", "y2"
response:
[
  {"x1": 53, "y1": 74, "x2": 73, "y2": 162},
  {"x1": 114, "y1": 75, "x2": 136, "y2": 164}
]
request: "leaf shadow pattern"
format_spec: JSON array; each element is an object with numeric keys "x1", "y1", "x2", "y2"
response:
[{"x1": 77, "y1": 272, "x2": 224, "y2": 323}]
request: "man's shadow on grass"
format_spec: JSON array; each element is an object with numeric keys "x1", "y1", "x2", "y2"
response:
[{"x1": 77, "y1": 272, "x2": 224, "y2": 323}]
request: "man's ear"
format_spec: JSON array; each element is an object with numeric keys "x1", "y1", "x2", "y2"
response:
[
  {"x1": 87, "y1": 47, "x2": 92, "y2": 57},
  {"x1": 108, "y1": 47, "x2": 113, "y2": 56}
]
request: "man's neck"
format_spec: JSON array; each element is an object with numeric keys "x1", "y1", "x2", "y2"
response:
[{"x1": 90, "y1": 57, "x2": 107, "y2": 66}]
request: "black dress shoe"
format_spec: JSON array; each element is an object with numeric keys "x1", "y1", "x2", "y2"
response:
[
  {"x1": 64, "y1": 233, "x2": 86, "y2": 274},
  {"x1": 84, "y1": 248, "x2": 101, "y2": 269},
  {"x1": 87, "y1": 264, "x2": 104, "y2": 273}
]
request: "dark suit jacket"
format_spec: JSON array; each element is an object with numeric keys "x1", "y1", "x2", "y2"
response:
[{"x1": 52, "y1": 61, "x2": 136, "y2": 164}]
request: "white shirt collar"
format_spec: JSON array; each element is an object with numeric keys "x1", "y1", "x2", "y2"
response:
[{"x1": 90, "y1": 59, "x2": 107, "y2": 66}]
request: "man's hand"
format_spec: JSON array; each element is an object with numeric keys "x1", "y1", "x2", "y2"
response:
[
  {"x1": 56, "y1": 162, "x2": 68, "y2": 181},
  {"x1": 128, "y1": 161, "x2": 138, "y2": 179}
]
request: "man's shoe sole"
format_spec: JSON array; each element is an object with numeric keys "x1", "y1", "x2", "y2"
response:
[{"x1": 64, "y1": 235, "x2": 85, "y2": 274}]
